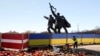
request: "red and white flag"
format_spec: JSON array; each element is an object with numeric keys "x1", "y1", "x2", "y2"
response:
[{"x1": 1, "y1": 33, "x2": 28, "y2": 50}]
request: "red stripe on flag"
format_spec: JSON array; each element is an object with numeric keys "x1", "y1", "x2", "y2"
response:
[
  {"x1": 2, "y1": 33, "x2": 28, "y2": 40},
  {"x1": 1, "y1": 42, "x2": 28, "y2": 49},
  {"x1": 23, "y1": 34, "x2": 28, "y2": 39},
  {"x1": 23, "y1": 42, "x2": 28, "y2": 49},
  {"x1": 2, "y1": 34, "x2": 22, "y2": 40}
]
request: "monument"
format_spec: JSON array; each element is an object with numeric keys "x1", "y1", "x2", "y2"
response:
[{"x1": 44, "y1": 3, "x2": 71, "y2": 33}]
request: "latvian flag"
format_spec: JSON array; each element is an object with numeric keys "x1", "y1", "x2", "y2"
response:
[{"x1": 1, "y1": 33, "x2": 28, "y2": 50}]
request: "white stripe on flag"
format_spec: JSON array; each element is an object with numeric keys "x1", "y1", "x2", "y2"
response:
[{"x1": 1, "y1": 39, "x2": 28, "y2": 43}]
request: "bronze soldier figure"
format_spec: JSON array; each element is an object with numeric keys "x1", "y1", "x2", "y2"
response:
[{"x1": 44, "y1": 15, "x2": 56, "y2": 33}]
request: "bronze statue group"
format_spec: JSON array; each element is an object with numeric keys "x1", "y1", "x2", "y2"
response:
[{"x1": 44, "y1": 3, "x2": 71, "y2": 33}]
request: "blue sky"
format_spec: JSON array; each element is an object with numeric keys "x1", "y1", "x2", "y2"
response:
[{"x1": 0, "y1": 0, "x2": 100, "y2": 33}]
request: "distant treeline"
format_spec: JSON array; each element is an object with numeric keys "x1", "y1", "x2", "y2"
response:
[{"x1": 1, "y1": 27, "x2": 100, "y2": 34}]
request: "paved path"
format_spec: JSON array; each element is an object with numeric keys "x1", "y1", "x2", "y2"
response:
[
  {"x1": 78, "y1": 45, "x2": 100, "y2": 52},
  {"x1": 75, "y1": 45, "x2": 100, "y2": 56}
]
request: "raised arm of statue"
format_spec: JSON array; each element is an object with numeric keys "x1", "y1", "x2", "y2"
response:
[
  {"x1": 44, "y1": 16, "x2": 49, "y2": 20},
  {"x1": 49, "y1": 3, "x2": 52, "y2": 8},
  {"x1": 49, "y1": 3, "x2": 57, "y2": 17}
]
